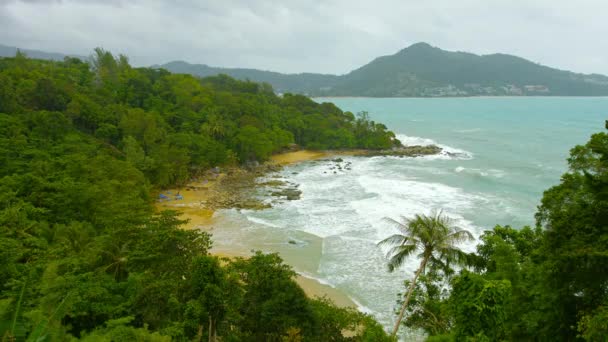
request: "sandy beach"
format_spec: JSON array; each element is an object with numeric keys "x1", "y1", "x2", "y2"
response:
[
  {"x1": 156, "y1": 150, "x2": 358, "y2": 308},
  {"x1": 270, "y1": 149, "x2": 367, "y2": 165},
  {"x1": 270, "y1": 150, "x2": 330, "y2": 165}
]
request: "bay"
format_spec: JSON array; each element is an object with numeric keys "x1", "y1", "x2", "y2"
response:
[{"x1": 210, "y1": 97, "x2": 608, "y2": 334}]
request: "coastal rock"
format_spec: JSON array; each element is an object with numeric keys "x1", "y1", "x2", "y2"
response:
[
  {"x1": 362, "y1": 144, "x2": 442, "y2": 157},
  {"x1": 271, "y1": 188, "x2": 302, "y2": 201}
]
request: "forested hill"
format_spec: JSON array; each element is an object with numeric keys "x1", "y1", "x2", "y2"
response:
[
  {"x1": 0, "y1": 50, "x2": 395, "y2": 340},
  {"x1": 156, "y1": 61, "x2": 339, "y2": 97},
  {"x1": 158, "y1": 42, "x2": 608, "y2": 97}
]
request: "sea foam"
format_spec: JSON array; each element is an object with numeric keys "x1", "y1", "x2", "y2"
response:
[{"x1": 396, "y1": 133, "x2": 473, "y2": 160}]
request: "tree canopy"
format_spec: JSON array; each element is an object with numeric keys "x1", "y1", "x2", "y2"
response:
[{"x1": 0, "y1": 51, "x2": 393, "y2": 341}]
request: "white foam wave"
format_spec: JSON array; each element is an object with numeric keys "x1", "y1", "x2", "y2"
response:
[
  {"x1": 298, "y1": 271, "x2": 335, "y2": 287},
  {"x1": 352, "y1": 174, "x2": 485, "y2": 247},
  {"x1": 348, "y1": 297, "x2": 375, "y2": 315},
  {"x1": 395, "y1": 133, "x2": 473, "y2": 160},
  {"x1": 245, "y1": 215, "x2": 281, "y2": 228},
  {"x1": 454, "y1": 166, "x2": 506, "y2": 178},
  {"x1": 453, "y1": 128, "x2": 482, "y2": 133}
]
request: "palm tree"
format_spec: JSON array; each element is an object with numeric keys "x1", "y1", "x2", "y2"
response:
[{"x1": 378, "y1": 210, "x2": 474, "y2": 338}]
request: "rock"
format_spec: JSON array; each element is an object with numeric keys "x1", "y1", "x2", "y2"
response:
[
  {"x1": 288, "y1": 240, "x2": 297, "y2": 245},
  {"x1": 362, "y1": 145, "x2": 442, "y2": 158},
  {"x1": 270, "y1": 188, "x2": 302, "y2": 201},
  {"x1": 332, "y1": 158, "x2": 344, "y2": 162}
]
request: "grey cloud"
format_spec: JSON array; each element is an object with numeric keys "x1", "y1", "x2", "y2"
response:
[{"x1": 0, "y1": 0, "x2": 606, "y2": 75}]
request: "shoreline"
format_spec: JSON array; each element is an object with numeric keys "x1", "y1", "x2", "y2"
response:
[
  {"x1": 212, "y1": 247, "x2": 357, "y2": 308},
  {"x1": 269, "y1": 149, "x2": 366, "y2": 165},
  {"x1": 157, "y1": 150, "x2": 360, "y2": 308}
]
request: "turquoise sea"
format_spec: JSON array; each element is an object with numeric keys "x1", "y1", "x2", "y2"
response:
[{"x1": 210, "y1": 97, "x2": 608, "y2": 334}]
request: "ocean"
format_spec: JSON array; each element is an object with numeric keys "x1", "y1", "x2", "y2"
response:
[{"x1": 209, "y1": 97, "x2": 608, "y2": 334}]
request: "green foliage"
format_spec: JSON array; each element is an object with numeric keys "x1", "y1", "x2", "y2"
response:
[
  {"x1": 229, "y1": 252, "x2": 315, "y2": 340},
  {"x1": 535, "y1": 127, "x2": 608, "y2": 339},
  {"x1": 577, "y1": 303, "x2": 608, "y2": 341},
  {"x1": 0, "y1": 51, "x2": 394, "y2": 341},
  {"x1": 449, "y1": 271, "x2": 511, "y2": 341},
  {"x1": 401, "y1": 270, "x2": 451, "y2": 336},
  {"x1": 79, "y1": 316, "x2": 171, "y2": 342}
]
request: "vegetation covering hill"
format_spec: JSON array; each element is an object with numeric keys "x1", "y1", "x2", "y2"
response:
[
  {"x1": 0, "y1": 50, "x2": 397, "y2": 341},
  {"x1": 156, "y1": 61, "x2": 339, "y2": 96},
  {"x1": 159, "y1": 42, "x2": 608, "y2": 97}
]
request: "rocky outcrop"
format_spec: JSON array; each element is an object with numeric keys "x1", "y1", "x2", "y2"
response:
[{"x1": 362, "y1": 144, "x2": 442, "y2": 157}]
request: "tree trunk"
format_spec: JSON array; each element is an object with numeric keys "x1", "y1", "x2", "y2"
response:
[
  {"x1": 208, "y1": 316, "x2": 214, "y2": 342},
  {"x1": 196, "y1": 324, "x2": 203, "y2": 342},
  {"x1": 391, "y1": 254, "x2": 429, "y2": 338}
]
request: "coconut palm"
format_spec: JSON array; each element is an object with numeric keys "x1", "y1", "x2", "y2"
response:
[{"x1": 378, "y1": 210, "x2": 474, "y2": 338}]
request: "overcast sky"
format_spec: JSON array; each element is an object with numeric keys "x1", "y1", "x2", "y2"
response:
[{"x1": 0, "y1": 0, "x2": 607, "y2": 75}]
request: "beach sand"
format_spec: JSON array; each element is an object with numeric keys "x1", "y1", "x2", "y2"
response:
[
  {"x1": 270, "y1": 150, "x2": 329, "y2": 165},
  {"x1": 155, "y1": 177, "x2": 220, "y2": 228},
  {"x1": 270, "y1": 149, "x2": 368, "y2": 165}
]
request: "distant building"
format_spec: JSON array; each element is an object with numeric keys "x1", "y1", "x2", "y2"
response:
[{"x1": 524, "y1": 85, "x2": 550, "y2": 93}]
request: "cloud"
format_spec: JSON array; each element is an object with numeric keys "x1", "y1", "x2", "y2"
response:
[{"x1": 0, "y1": 0, "x2": 607, "y2": 75}]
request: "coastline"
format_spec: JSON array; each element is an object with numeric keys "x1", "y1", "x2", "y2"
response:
[
  {"x1": 157, "y1": 150, "x2": 359, "y2": 308},
  {"x1": 269, "y1": 149, "x2": 365, "y2": 165}
]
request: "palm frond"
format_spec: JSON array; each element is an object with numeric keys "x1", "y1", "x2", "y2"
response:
[
  {"x1": 435, "y1": 246, "x2": 470, "y2": 266},
  {"x1": 386, "y1": 243, "x2": 417, "y2": 260},
  {"x1": 448, "y1": 229, "x2": 475, "y2": 243},
  {"x1": 387, "y1": 245, "x2": 416, "y2": 272},
  {"x1": 377, "y1": 234, "x2": 406, "y2": 248}
]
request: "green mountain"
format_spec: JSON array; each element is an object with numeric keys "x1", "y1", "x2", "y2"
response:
[
  {"x1": 0, "y1": 43, "x2": 87, "y2": 62},
  {"x1": 159, "y1": 42, "x2": 608, "y2": 97}
]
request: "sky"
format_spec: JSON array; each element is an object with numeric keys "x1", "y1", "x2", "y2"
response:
[{"x1": 0, "y1": 0, "x2": 607, "y2": 75}]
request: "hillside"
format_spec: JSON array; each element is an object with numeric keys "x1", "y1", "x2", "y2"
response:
[
  {"x1": 0, "y1": 51, "x2": 395, "y2": 340},
  {"x1": 328, "y1": 42, "x2": 608, "y2": 96},
  {"x1": 158, "y1": 43, "x2": 608, "y2": 97}
]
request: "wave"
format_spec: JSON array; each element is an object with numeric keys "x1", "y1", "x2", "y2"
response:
[
  {"x1": 395, "y1": 133, "x2": 473, "y2": 160},
  {"x1": 245, "y1": 215, "x2": 281, "y2": 228},
  {"x1": 352, "y1": 174, "x2": 485, "y2": 247},
  {"x1": 298, "y1": 272, "x2": 375, "y2": 314},
  {"x1": 453, "y1": 128, "x2": 482, "y2": 133},
  {"x1": 454, "y1": 166, "x2": 506, "y2": 178}
]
